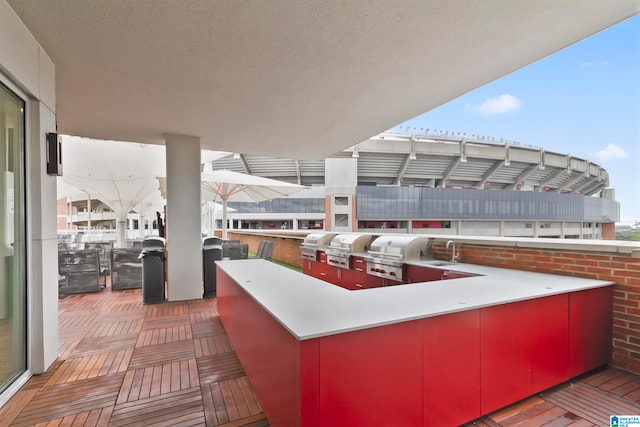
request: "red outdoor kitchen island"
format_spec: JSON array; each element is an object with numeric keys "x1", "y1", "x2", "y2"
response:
[{"x1": 216, "y1": 257, "x2": 613, "y2": 427}]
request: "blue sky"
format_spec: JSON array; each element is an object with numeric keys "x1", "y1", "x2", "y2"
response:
[{"x1": 392, "y1": 15, "x2": 639, "y2": 226}]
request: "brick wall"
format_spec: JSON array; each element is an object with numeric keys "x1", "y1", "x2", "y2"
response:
[
  {"x1": 57, "y1": 197, "x2": 68, "y2": 230},
  {"x1": 602, "y1": 222, "x2": 615, "y2": 240},
  {"x1": 433, "y1": 239, "x2": 640, "y2": 375},
  {"x1": 226, "y1": 231, "x2": 305, "y2": 268}
]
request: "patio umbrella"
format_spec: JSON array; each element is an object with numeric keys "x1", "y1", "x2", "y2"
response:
[
  {"x1": 200, "y1": 169, "x2": 306, "y2": 239},
  {"x1": 59, "y1": 137, "x2": 166, "y2": 247},
  {"x1": 201, "y1": 201, "x2": 235, "y2": 236}
]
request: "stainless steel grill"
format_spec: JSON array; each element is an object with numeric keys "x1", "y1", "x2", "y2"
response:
[
  {"x1": 324, "y1": 234, "x2": 372, "y2": 270},
  {"x1": 300, "y1": 233, "x2": 336, "y2": 262},
  {"x1": 364, "y1": 235, "x2": 429, "y2": 281}
]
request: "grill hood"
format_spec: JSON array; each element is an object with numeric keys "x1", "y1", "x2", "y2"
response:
[
  {"x1": 302, "y1": 233, "x2": 336, "y2": 249},
  {"x1": 327, "y1": 234, "x2": 372, "y2": 254},
  {"x1": 368, "y1": 235, "x2": 429, "y2": 261}
]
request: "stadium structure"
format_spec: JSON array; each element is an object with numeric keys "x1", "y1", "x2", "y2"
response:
[{"x1": 207, "y1": 131, "x2": 619, "y2": 240}]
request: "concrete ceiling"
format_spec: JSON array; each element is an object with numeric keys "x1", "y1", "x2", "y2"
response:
[{"x1": 7, "y1": 0, "x2": 640, "y2": 160}]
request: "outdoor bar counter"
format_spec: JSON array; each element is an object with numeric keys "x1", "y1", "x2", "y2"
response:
[{"x1": 216, "y1": 259, "x2": 613, "y2": 427}]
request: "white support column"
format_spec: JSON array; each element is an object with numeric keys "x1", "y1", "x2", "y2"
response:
[
  {"x1": 66, "y1": 196, "x2": 71, "y2": 230},
  {"x1": 138, "y1": 215, "x2": 146, "y2": 239},
  {"x1": 293, "y1": 218, "x2": 298, "y2": 230},
  {"x1": 165, "y1": 134, "x2": 202, "y2": 301},
  {"x1": 325, "y1": 158, "x2": 358, "y2": 232},
  {"x1": 86, "y1": 194, "x2": 92, "y2": 230},
  {"x1": 116, "y1": 217, "x2": 127, "y2": 248},
  {"x1": 27, "y1": 98, "x2": 59, "y2": 374}
]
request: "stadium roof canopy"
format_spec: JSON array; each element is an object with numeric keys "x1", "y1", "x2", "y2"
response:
[{"x1": 209, "y1": 132, "x2": 610, "y2": 196}]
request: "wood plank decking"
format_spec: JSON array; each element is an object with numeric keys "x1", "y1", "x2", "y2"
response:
[
  {"x1": 1, "y1": 285, "x2": 639, "y2": 426},
  {"x1": 2, "y1": 287, "x2": 267, "y2": 427}
]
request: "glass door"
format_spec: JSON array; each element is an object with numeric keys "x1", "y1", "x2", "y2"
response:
[{"x1": 0, "y1": 82, "x2": 26, "y2": 394}]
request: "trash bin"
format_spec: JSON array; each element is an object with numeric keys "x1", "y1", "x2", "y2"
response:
[
  {"x1": 203, "y1": 237, "x2": 223, "y2": 298},
  {"x1": 139, "y1": 237, "x2": 166, "y2": 304}
]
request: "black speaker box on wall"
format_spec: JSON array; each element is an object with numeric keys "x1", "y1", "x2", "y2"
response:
[{"x1": 46, "y1": 132, "x2": 62, "y2": 176}]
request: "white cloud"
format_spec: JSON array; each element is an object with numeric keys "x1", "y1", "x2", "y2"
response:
[
  {"x1": 590, "y1": 144, "x2": 629, "y2": 162},
  {"x1": 468, "y1": 94, "x2": 521, "y2": 116},
  {"x1": 581, "y1": 61, "x2": 609, "y2": 68}
]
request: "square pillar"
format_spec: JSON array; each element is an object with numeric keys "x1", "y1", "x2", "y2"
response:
[
  {"x1": 325, "y1": 158, "x2": 358, "y2": 232},
  {"x1": 28, "y1": 98, "x2": 59, "y2": 374},
  {"x1": 165, "y1": 134, "x2": 202, "y2": 301}
]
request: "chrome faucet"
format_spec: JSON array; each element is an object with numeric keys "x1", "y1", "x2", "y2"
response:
[{"x1": 446, "y1": 240, "x2": 458, "y2": 263}]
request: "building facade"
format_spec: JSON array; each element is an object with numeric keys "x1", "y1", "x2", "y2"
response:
[{"x1": 213, "y1": 132, "x2": 619, "y2": 239}]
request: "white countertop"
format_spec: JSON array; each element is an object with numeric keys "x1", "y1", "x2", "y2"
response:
[{"x1": 216, "y1": 259, "x2": 613, "y2": 340}]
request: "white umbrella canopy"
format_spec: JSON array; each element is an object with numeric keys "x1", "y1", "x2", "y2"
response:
[
  {"x1": 60, "y1": 136, "x2": 166, "y2": 246},
  {"x1": 201, "y1": 201, "x2": 235, "y2": 237},
  {"x1": 56, "y1": 178, "x2": 86, "y2": 200},
  {"x1": 200, "y1": 169, "x2": 306, "y2": 239}
]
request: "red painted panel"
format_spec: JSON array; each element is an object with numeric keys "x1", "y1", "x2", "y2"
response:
[
  {"x1": 405, "y1": 265, "x2": 443, "y2": 283},
  {"x1": 299, "y1": 340, "x2": 320, "y2": 427},
  {"x1": 333, "y1": 268, "x2": 349, "y2": 289},
  {"x1": 317, "y1": 253, "x2": 339, "y2": 285},
  {"x1": 318, "y1": 321, "x2": 423, "y2": 427},
  {"x1": 217, "y1": 269, "x2": 301, "y2": 427},
  {"x1": 351, "y1": 257, "x2": 368, "y2": 290},
  {"x1": 569, "y1": 287, "x2": 613, "y2": 377},
  {"x1": 362, "y1": 275, "x2": 401, "y2": 289},
  {"x1": 481, "y1": 300, "x2": 534, "y2": 414},
  {"x1": 303, "y1": 259, "x2": 318, "y2": 279},
  {"x1": 532, "y1": 294, "x2": 570, "y2": 392},
  {"x1": 423, "y1": 310, "x2": 480, "y2": 426},
  {"x1": 365, "y1": 274, "x2": 385, "y2": 288}
]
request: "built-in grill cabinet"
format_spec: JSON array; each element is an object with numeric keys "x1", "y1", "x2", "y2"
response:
[
  {"x1": 363, "y1": 235, "x2": 429, "y2": 282},
  {"x1": 324, "y1": 234, "x2": 372, "y2": 270},
  {"x1": 300, "y1": 233, "x2": 336, "y2": 262}
]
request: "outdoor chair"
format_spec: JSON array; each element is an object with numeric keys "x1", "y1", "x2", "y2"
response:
[
  {"x1": 222, "y1": 242, "x2": 249, "y2": 260},
  {"x1": 58, "y1": 249, "x2": 104, "y2": 294},
  {"x1": 260, "y1": 241, "x2": 274, "y2": 261},
  {"x1": 110, "y1": 248, "x2": 143, "y2": 290},
  {"x1": 249, "y1": 240, "x2": 274, "y2": 261}
]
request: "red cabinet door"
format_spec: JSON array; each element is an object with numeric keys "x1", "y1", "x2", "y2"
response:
[
  {"x1": 568, "y1": 286, "x2": 613, "y2": 377},
  {"x1": 480, "y1": 300, "x2": 534, "y2": 414},
  {"x1": 316, "y1": 252, "x2": 337, "y2": 284},
  {"x1": 335, "y1": 267, "x2": 356, "y2": 290},
  {"x1": 318, "y1": 321, "x2": 423, "y2": 427},
  {"x1": 302, "y1": 259, "x2": 313, "y2": 277},
  {"x1": 532, "y1": 294, "x2": 570, "y2": 392},
  {"x1": 424, "y1": 310, "x2": 481, "y2": 426},
  {"x1": 405, "y1": 265, "x2": 443, "y2": 283},
  {"x1": 368, "y1": 276, "x2": 403, "y2": 288},
  {"x1": 351, "y1": 256, "x2": 368, "y2": 289},
  {"x1": 303, "y1": 259, "x2": 323, "y2": 280}
]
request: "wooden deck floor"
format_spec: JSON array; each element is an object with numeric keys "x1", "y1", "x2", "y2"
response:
[
  {"x1": 468, "y1": 367, "x2": 640, "y2": 426},
  {"x1": 1, "y1": 285, "x2": 639, "y2": 426}
]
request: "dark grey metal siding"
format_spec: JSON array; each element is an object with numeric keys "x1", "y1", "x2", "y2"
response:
[{"x1": 356, "y1": 186, "x2": 618, "y2": 221}]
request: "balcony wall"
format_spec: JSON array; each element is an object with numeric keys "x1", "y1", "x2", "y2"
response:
[
  {"x1": 225, "y1": 231, "x2": 305, "y2": 268},
  {"x1": 226, "y1": 231, "x2": 640, "y2": 375},
  {"x1": 70, "y1": 211, "x2": 117, "y2": 223},
  {"x1": 431, "y1": 237, "x2": 640, "y2": 375}
]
